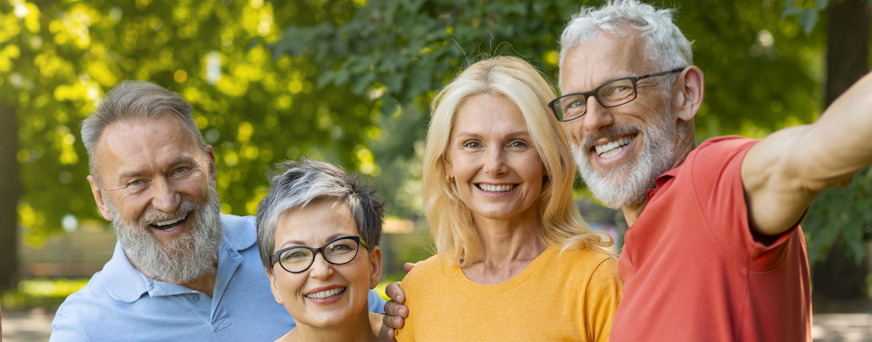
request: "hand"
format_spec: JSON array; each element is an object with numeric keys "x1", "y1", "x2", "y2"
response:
[{"x1": 383, "y1": 262, "x2": 417, "y2": 341}]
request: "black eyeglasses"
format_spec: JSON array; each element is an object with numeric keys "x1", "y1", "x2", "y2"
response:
[
  {"x1": 273, "y1": 236, "x2": 367, "y2": 273},
  {"x1": 548, "y1": 68, "x2": 685, "y2": 122}
]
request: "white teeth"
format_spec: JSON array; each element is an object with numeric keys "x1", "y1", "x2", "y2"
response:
[
  {"x1": 152, "y1": 213, "x2": 188, "y2": 227},
  {"x1": 305, "y1": 287, "x2": 346, "y2": 300},
  {"x1": 594, "y1": 137, "x2": 633, "y2": 158},
  {"x1": 478, "y1": 184, "x2": 515, "y2": 193}
]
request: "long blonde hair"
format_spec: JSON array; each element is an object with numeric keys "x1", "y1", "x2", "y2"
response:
[{"x1": 423, "y1": 56, "x2": 613, "y2": 267}]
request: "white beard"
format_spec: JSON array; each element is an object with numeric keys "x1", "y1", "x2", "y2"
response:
[
  {"x1": 573, "y1": 111, "x2": 679, "y2": 209},
  {"x1": 107, "y1": 190, "x2": 224, "y2": 284}
]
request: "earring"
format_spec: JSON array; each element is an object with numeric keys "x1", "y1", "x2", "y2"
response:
[{"x1": 446, "y1": 175, "x2": 455, "y2": 183}]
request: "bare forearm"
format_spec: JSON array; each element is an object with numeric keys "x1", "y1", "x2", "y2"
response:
[{"x1": 742, "y1": 72, "x2": 872, "y2": 235}]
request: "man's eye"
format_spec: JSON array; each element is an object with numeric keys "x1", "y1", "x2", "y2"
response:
[
  {"x1": 175, "y1": 166, "x2": 187, "y2": 173},
  {"x1": 568, "y1": 100, "x2": 585, "y2": 108},
  {"x1": 611, "y1": 86, "x2": 628, "y2": 94},
  {"x1": 129, "y1": 180, "x2": 142, "y2": 186}
]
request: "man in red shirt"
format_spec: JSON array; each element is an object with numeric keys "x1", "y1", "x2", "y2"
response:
[{"x1": 383, "y1": 0, "x2": 872, "y2": 340}]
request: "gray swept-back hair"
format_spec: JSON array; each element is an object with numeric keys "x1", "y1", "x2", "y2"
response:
[
  {"x1": 558, "y1": 0, "x2": 693, "y2": 90},
  {"x1": 80, "y1": 80, "x2": 208, "y2": 182},
  {"x1": 257, "y1": 159, "x2": 385, "y2": 273}
]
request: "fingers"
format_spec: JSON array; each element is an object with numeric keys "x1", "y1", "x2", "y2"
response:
[
  {"x1": 384, "y1": 300, "x2": 409, "y2": 318},
  {"x1": 388, "y1": 328, "x2": 397, "y2": 341},
  {"x1": 385, "y1": 282, "x2": 406, "y2": 304},
  {"x1": 403, "y1": 262, "x2": 418, "y2": 273},
  {"x1": 383, "y1": 312, "x2": 406, "y2": 329}
]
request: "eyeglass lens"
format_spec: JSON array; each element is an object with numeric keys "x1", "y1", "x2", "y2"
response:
[
  {"x1": 278, "y1": 237, "x2": 360, "y2": 273},
  {"x1": 556, "y1": 78, "x2": 636, "y2": 121}
]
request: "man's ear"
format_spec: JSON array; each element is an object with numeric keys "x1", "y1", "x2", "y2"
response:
[
  {"x1": 266, "y1": 267, "x2": 283, "y2": 304},
  {"x1": 672, "y1": 65, "x2": 705, "y2": 122},
  {"x1": 205, "y1": 145, "x2": 217, "y2": 183},
  {"x1": 369, "y1": 246, "x2": 384, "y2": 289},
  {"x1": 87, "y1": 175, "x2": 114, "y2": 221}
]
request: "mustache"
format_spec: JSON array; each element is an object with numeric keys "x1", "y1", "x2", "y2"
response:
[
  {"x1": 580, "y1": 125, "x2": 642, "y2": 152},
  {"x1": 138, "y1": 200, "x2": 198, "y2": 226}
]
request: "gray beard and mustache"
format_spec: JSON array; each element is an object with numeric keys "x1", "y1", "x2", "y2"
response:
[
  {"x1": 106, "y1": 190, "x2": 224, "y2": 284},
  {"x1": 572, "y1": 110, "x2": 679, "y2": 209}
]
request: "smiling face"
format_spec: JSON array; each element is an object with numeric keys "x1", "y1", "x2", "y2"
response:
[
  {"x1": 560, "y1": 32, "x2": 680, "y2": 208},
  {"x1": 87, "y1": 111, "x2": 223, "y2": 283},
  {"x1": 443, "y1": 94, "x2": 546, "y2": 223},
  {"x1": 267, "y1": 199, "x2": 382, "y2": 329}
]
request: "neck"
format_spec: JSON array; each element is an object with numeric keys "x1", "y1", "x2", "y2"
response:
[
  {"x1": 288, "y1": 308, "x2": 380, "y2": 342},
  {"x1": 180, "y1": 268, "x2": 218, "y2": 298},
  {"x1": 621, "y1": 127, "x2": 697, "y2": 228},
  {"x1": 127, "y1": 254, "x2": 218, "y2": 298},
  {"x1": 470, "y1": 206, "x2": 546, "y2": 270}
]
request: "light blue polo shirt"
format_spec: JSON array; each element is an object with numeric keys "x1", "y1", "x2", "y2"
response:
[{"x1": 49, "y1": 214, "x2": 386, "y2": 342}]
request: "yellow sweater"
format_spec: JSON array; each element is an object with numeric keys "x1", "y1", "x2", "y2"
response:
[{"x1": 396, "y1": 246, "x2": 622, "y2": 342}]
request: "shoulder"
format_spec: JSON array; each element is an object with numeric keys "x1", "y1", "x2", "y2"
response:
[
  {"x1": 554, "y1": 248, "x2": 614, "y2": 270},
  {"x1": 553, "y1": 248, "x2": 620, "y2": 283},
  {"x1": 221, "y1": 214, "x2": 257, "y2": 251},
  {"x1": 690, "y1": 136, "x2": 758, "y2": 168},
  {"x1": 50, "y1": 274, "x2": 117, "y2": 341},
  {"x1": 401, "y1": 255, "x2": 444, "y2": 290}
]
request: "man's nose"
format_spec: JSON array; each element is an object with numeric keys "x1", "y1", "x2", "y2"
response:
[
  {"x1": 151, "y1": 177, "x2": 181, "y2": 213},
  {"x1": 582, "y1": 95, "x2": 615, "y2": 135},
  {"x1": 309, "y1": 253, "x2": 334, "y2": 280}
]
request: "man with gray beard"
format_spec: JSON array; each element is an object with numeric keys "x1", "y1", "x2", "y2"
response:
[
  {"x1": 49, "y1": 81, "x2": 385, "y2": 342},
  {"x1": 553, "y1": 0, "x2": 871, "y2": 341},
  {"x1": 383, "y1": 1, "x2": 872, "y2": 341}
]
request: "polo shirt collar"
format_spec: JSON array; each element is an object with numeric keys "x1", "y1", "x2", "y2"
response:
[
  {"x1": 647, "y1": 162, "x2": 684, "y2": 203},
  {"x1": 102, "y1": 214, "x2": 256, "y2": 303}
]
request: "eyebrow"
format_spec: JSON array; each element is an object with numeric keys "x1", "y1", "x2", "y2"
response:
[
  {"x1": 281, "y1": 233, "x2": 352, "y2": 249},
  {"x1": 117, "y1": 156, "x2": 195, "y2": 181},
  {"x1": 455, "y1": 131, "x2": 530, "y2": 139}
]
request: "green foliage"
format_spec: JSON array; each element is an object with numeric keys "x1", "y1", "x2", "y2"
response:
[
  {"x1": 269, "y1": 0, "x2": 825, "y2": 217},
  {"x1": 782, "y1": 0, "x2": 872, "y2": 33},
  {"x1": 803, "y1": 167, "x2": 872, "y2": 264},
  {"x1": 2, "y1": 0, "x2": 382, "y2": 245}
]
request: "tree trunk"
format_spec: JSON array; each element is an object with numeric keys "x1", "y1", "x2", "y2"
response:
[
  {"x1": 0, "y1": 103, "x2": 21, "y2": 291},
  {"x1": 812, "y1": 0, "x2": 871, "y2": 301}
]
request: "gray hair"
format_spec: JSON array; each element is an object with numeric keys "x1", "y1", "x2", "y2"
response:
[
  {"x1": 558, "y1": 0, "x2": 693, "y2": 90},
  {"x1": 256, "y1": 159, "x2": 385, "y2": 273},
  {"x1": 80, "y1": 80, "x2": 207, "y2": 182}
]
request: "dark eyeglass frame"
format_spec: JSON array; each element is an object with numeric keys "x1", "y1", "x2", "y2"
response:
[
  {"x1": 273, "y1": 236, "x2": 367, "y2": 274},
  {"x1": 548, "y1": 68, "x2": 686, "y2": 122}
]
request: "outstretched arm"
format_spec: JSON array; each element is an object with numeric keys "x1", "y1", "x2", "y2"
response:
[{"x1": 742, "y1": 71, "x2": 872, "y2": 236}]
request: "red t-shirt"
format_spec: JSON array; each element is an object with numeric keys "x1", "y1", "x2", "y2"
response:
[{"x1": 610, "y1": 136, "x2": 811, "y2": 342}]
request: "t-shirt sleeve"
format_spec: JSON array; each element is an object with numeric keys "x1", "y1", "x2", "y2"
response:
[
  {"x1": 691, "y1": 136, "x2": 798, "y2": 270},
  {"x1": 583, "y1": 257, "x2": 623, "y2": 342}
]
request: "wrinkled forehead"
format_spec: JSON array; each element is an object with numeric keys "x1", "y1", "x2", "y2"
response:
[
  {"x1": 95, "y1": 114, "x2": 204, "y2": 178},
  {"x1": 560, "y1": 32, "x2": 651, "y2": 94}
]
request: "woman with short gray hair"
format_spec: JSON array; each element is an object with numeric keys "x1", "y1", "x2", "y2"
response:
[{"x1": 257, "y1": 159, "x2": 386, "y2": 342}]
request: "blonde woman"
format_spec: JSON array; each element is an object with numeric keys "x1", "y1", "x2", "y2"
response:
[{"x1": 393, "y1": 56, "x2": 622, "y2": 341}]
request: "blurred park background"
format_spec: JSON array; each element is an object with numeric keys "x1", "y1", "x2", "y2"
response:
[{"x1": 1, "y1": 0, "x2": 872, "y2": 340}]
